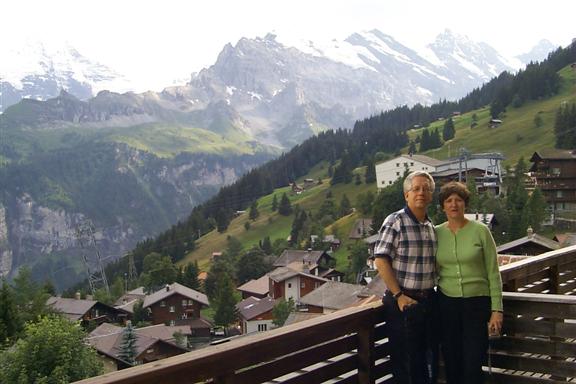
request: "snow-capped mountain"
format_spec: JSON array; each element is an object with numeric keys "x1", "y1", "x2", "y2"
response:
[
  {"x1": 0, "y1": 40, "x2": 134, "y2": 112},
  {"x1": 2, "y1": 29, "x2": 556, "y2": 148},
  {"x1": 516, "y1": 39, "x2": 559, "y2": 64}
]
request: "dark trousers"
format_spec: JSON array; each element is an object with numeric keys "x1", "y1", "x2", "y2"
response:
[
  {"x1": 383, "y1": 291, "x2": 438, "y2": 384},
  {"x1": 438, "y1": 292, "x2": 491, "y2": 384}
]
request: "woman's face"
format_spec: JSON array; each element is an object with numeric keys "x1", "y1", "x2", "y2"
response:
[{"x1": 443, "y1": 193, "x2": 466, "y2": 220}]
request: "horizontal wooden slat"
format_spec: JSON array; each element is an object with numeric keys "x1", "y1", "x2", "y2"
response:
[
  {"x1": 504, "y1": 318, "x2": 576, "y2": 338},
  {"x1": 503, "y1": 298, "x2": 576, "y2": 318},
  {"x1": 492, "y1": 336, "x2": 576, "y2": 356},
  {"x1": 489, "y1": 352, "x2": 576, "y2": 378},
  {"x1": 484, "y1": 371, "x2": 572, "y2": 384},
  {"x1": 230, "y1": 334, "x2": 358, "y2": 383},
  {"x1": 279, "y1": 354, "x2": 358, "y2": 384}
]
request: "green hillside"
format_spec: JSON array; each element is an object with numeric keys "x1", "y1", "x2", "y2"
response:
[
  {"x1": 409, "y1": 66, "x2": 576, "y2": 166},
  {"x1": 180, "y1": 65, "x2": 576, "y2": 273}
]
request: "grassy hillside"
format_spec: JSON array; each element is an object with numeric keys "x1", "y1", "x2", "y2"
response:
[
  {"x1": 180, "y1": 65, "x2": 576, "y2": 273},
  {"x1": 408, "y1": 66, "x2": 576, "y2": 166}
]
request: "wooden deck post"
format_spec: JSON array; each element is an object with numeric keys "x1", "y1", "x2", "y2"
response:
[{"x1": 357, "y1": 316, "x2": 376, "y2": 384}]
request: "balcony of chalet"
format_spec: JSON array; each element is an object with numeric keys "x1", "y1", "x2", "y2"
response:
[{"x1": 76, "y1": 245, "x2": 576, "y2": 384}]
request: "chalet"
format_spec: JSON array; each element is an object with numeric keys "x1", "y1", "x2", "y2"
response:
[
  {"x1": 496, "y1": 228, "x2": 561, "y2": 256},
  {"x1": 530, "y1": 149, "x2": 576, "y2": 218},
  {"x1": 375, "y1": 154, "x2": 443, "y2": 188},
  {"x1": 114, "y1": 287, "x2": 147, "y2": 314},
  {"x1": 274, "y1": 249, "x2": 334, "y2": 271},
  {"x1": 348, "y1": 218, "x2": 373, "y2": 240},
  {"x1": 237, "y1": 274, "x2": 270, "y2": 299},
  {"x1": 47, "y1": 296, "x2": 128, "y2": 326},
  {"x1": 464, "y1": 212, "x2": 498, "y2": 230},
  {"x1": 268, "y1": 266, "x2": 329, "y2": 303},
  {"x1": 299, "y1": 281, "x2": 365, "y2": 314},
  {"x1": 489, "y1": 119, "x2": 502, "y2": 128},
  {"x1": 236, "y1": 296, "x2": 278, "y2": 334},
  {"x1": 553, "y1": 233, "x2": 576, "y2": 247},
  {"x1": 143, "y1": 282, "x2": 209, "y2": 326},
  {"x1": 87, "y1": 323, "x2": 188, "y2": 371}
]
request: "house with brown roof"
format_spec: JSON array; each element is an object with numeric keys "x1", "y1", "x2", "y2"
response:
[
  {"x1": 299, "y1": 281, "x2": 365, "y2": 314},
  {"x1": 47, "y1": 296, "x2": 129, "y2": 326},
  {"x1": 273, "y1": 249, "x2": 343, "y2": 281},
  {"x1": 87, "y1": 323, "x2": 188, "y2": 371},
  {"x1": 143, "y1": 282, "x2": 209, "y2": 326},
  {"x1": 496, "y1": 228, "x2": 561, "y2": 256},
  {"x1": 236, "y1": 296, "x2": 278, "y2": 334},
  {"x1": 268, "y1": 266, "x2": 329, "y2": 303},
  {"x1": 530, "y1": 149, "x2": 576, "y2": 219},
  {"x1": 114, "y1": 287, "x2": 147, "y2": 314},
  {"x1": 237, "y1": 275, "x2": 270, "y2": 299}
]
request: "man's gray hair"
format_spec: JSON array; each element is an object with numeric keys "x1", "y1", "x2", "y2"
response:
[{"x1": 403, "y1": 171, "x2": 435, "y2": 193}]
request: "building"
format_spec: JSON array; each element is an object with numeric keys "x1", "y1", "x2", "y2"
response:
[
  {"x1": 236, "y1": 296, "x2": 278, "y2": 334},
  {"x1": 237, "y1": 275, "x2": 270, "y2": 299},
  {"x1": 87, "y1": 323, "x2": 188, "y2": 371},
  {"x1": 273, "y1": 249, "x2": 343, "y2": 281},
  {"x1": 299, "y1": 281, "x2": 365, "y2": 314},
  {"x1": 143, "y1": 283, "x2": 209, "y2": 326},
  {"x1": 375, "y1": 152, "x2": 504, "y2": 192},
  {"x1": 530, "y1": 149, "x2": 576, "y2": 218},
  {"x1": 348, "y1": 218, "x2": 373, "y2": 240},
  {"x1": 47, "y1": 296, "x2": 129, "y2": 326},
  {"x1": 496, "y1": 228, "x2": 561, "y2": 256},
  {"x1": 268, "y1": 266, "x2": 329, "y2": 303}
]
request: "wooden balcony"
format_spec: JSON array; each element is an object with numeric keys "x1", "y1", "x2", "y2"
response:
[{"x1": 76, "y1": 246, "x2": 576, "y2": 384}]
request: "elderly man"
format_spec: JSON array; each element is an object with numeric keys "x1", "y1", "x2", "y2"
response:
[{"x1": 374, "y1": 170, "x2": 438, "y2": 384}]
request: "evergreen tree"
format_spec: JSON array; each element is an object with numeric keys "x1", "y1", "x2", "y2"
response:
[
  {"x1": 261, "y1": 236, "x2": 273, "y2": 254},
  {"x1": 442, "y1": 118, "x2": 455, "y2": 141},
  {"x1": 533, "y1": 113, "x2": 543, "y2": 128},
  {"x1": 356, "y1": 191, "x2": 375, "y2": 216},
  {"x1": 348, "y1": 243, "x2": 369, "y2": 283},
  {"x1": 0, "y1": 279, "x2": 20, "y2": 345},
  {"x1": 526, "y1": 188, "x2": 548, "y2": 232},
  {"x1": 131, "y1": 300, "x2": 149, "y2": 326},
  {"x1": 372, "y1": 173, "x2": 407, "y2": 230},
  {"x1": 364, "y1": 158, "x2": 376, "y2": 183},
  {"x1": 271, "y1": 194, "x2": 278, "y2": 212},
  {"x1": 408, "y1": 141, "x2": 417, "y2": 155},
  {"x1": 117, "y1": 322, "x2": 138, "y2": 366},
  {"x1": 213, "y1": 275, "x2": 238, "y2": 330},
  {"x1": 278, "y1": 193, "x2": 292, "y2": 216},
  {"x1": 466, "y1": 177, "x2": 481, "y2": 213},
  {"x1": 180, "y1": 261, "x2": 200, "y2": 290},
  {"x1": 419, "y1": 130, "x2": 430, "y2": 152},
  {"x1": 354, "y1": 173, "x2": 362, "y2": 185},
  {"x1": 339, "y1": 194, "x2": 352, "y2": 217},
  {"x1": 249, "y1": 200, "x2": 259, "y2": 221},
  {"x1": 272, "y1": 298, "x2": 295, "y2": 327}
]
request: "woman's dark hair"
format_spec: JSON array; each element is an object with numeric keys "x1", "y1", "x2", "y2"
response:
[{"x1": 438, "y1": 181, "x2": 471, "y2": 207}]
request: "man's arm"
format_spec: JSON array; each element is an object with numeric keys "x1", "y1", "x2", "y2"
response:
[{"x1": 375, "y1": 257, "x2": 417, "y2": 311}]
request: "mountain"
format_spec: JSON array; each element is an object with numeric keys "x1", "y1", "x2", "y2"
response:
[
  {"x1": 515, "y1": 39, "x2": 560, "y2": 65},
  {"x1": 0, "y1": 30, "x2": 564, "y2": 290},
  {"x1": 0, "y1": 40, "x2": 134, "y2": 112}
]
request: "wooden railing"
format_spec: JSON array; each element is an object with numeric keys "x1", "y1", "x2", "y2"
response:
[
  {"x1": 500, "y1": 245, "x2": 576, "y2": 294},
  {"x1": 76, "y1": 246, "x2": 576, "y2": 384}
]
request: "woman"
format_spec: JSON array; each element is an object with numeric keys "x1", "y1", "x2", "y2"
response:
[{"x1": 436, "y1": 182, "x2": 503, "y2": 384}]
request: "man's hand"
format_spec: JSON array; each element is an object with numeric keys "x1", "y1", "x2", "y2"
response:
[{"x1": 397, "y1": 294, "x2": 418, "y2": 311}]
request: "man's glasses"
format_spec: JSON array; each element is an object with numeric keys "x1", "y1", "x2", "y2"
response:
[{"x1": 409, "y1": 186, "x2": 433, "y2": 193}]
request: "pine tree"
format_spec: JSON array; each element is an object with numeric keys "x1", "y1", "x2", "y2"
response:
[
  {"x1": 0, "y1": 279, "x2": 20, "y2": 344},
  {"x1": 442, "y1": 118, "x2": 455, "y2": 141},
  {"x1": 339, "y1": 194, "x2": 352, "y2": 217},
  {"x1": 261, "y1": 236, "x2": 273, "y2": 254},
  {"x1": 278, "y1": 193, "x2": 292, "y2": 216},
  {"x1": 364, "y1": 158, "x2": 376, "y2": 183},
  {"x1": 526, "y1": 188, "x2": 548, "y2": 232},
  {"x1": 213, "y1": 275, "x2": 238, "y2": 330},
  {"x1": 118, "y1": 322, "x2": 138, "y2": 365},
  {"x1": 249, "y1": 200, "x2": 259, "y2": 221},
  {"x1": 271, "y1": 194, "x2": 278, "y2": 212}
]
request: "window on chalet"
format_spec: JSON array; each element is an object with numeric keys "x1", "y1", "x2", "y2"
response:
[
  {"x1": 556, "y1": 190, "x2": 564, "y2": 198},
  {"x1": 147, "y1": 349, "x2": 154, "y2": 354},
  {"x1": 410, "y1": 162, "x2": 414, "y2": 166},
  {"x1": 258, "y1": 324, "x2": 267, "y2": 332},
  {"x1": 301, "y1": 281, "x2": 305, "y2": 288},
  {"x1": 396, "y1": 172, "x2": 400, "y2": 176},
  {"x1": 169, "y1": 320, "x2": 175, "y2": 326},
  {"x1": 552, "y1": 168, "x2": 561, "y2": 176},
  {"x1": 169, "y1": 306, "x2": 175, "y2": 313},
  {"x1": 182, "y1": 299, "x2": 187, "y2": 307},
  {"x1": 396, "y1": 163, "x2": 400, "y2": 167},
  {"x1": 160, "y1": 300, "x2": 166, "y2": 307},
  {"x1": 288, "y1": 283, "x2": 292, "y2": 288}
]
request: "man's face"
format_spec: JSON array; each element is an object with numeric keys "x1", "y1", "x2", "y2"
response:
[{"x1": 404, "y1": 176, "x2": 433, "y2": 211}]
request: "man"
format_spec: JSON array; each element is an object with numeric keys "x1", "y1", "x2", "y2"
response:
[{"x1": 374, "y1": 171, "x2": 437, "y2": 384}]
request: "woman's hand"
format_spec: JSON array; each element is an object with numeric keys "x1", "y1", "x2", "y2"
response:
[{"x1": 488, "y1": 311, "x2": 503, "y2": 337}]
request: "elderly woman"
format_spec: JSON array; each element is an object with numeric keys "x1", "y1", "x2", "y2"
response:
[{"x1": 436, "y1": 182, "x2": 503, "y2": 384}]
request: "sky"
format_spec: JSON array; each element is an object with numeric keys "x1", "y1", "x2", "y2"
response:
[{"x1": 3, "y1": 0, "x2": 575, "y2": 92}]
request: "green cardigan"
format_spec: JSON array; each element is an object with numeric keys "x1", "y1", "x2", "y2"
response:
[{"x1": 435, "y1": 220, "x2": 503, "y2": 311}]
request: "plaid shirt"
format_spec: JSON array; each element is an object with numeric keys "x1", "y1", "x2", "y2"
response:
[{"x1": 374, "y1": 206, "x2": 436, "y2": 290}]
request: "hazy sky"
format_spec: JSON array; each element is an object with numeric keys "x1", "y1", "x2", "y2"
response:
[{"x1": 4, "y1": 0, "x2": 575, "y2": 91}]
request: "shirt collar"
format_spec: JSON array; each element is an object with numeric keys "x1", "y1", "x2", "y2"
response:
[{"x1": 403, "y1": 205, "x2": 432, "y2": 225}]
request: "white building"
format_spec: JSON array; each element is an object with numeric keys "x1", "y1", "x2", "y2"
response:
[
  {"x1": 375, "y1": 154, "x2": 444, "y2": 189},
  {"x1": 375, "y1": 153, "x2": 503, "y2": 190}
]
